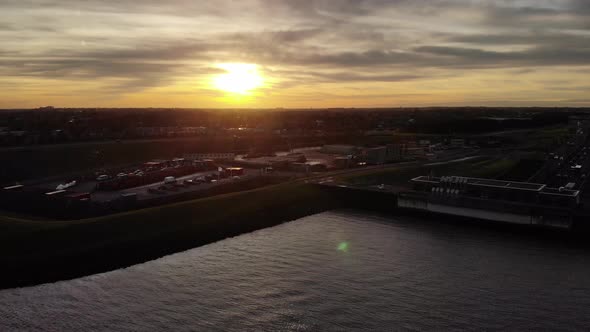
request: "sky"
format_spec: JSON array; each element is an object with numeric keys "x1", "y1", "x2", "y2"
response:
[{"x1": 1, "y1": 0, "x2": 590, "y2": 108}]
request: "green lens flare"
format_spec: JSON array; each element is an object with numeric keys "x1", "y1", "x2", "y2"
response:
[{"x1": 337, "y1": 242, "x2": 349, "y2": 252}]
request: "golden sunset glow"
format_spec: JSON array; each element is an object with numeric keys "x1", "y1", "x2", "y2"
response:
[
  {"x1": 213, "y1": 63, "x2": 264, "y2": 95},
  {"x1": 1, "y1": 1, "x2": 590, "y2": 108}
]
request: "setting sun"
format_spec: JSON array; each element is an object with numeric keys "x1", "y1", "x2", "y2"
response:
[{"x1": 213, "y1": 63, "x2": 264, "y2": 94}]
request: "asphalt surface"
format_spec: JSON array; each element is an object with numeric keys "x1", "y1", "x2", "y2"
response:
[
  {"x1": 118, "y1": 169, "x2": 263, "y2": 201},
  {"x1": 88, "y1": 169, "x2": 260, "y2": 202}
]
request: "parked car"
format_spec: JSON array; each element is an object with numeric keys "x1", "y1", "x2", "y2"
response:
[{"x1": 96, "y1": 174, "x2": 109, "y2": 181}]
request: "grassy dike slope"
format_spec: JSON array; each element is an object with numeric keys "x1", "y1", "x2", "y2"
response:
[{"x1": 0, "y1": 182, "x2": 341, "y2": 289}]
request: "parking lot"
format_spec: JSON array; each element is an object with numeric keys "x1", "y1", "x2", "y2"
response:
[{"x1": 93, "y1": 168, "x2": 263, "y2": 202}]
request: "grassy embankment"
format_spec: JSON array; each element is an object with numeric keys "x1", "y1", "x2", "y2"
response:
[{"x1": 0, "y1": 181, "x2": 341, "y2": 289}]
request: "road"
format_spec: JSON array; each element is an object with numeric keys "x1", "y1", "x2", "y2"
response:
[
  {"x1": 306, "y1": 152, "x2": 493, "y2": 197},
  {"x1": 116, "y1": 168, "x2": 264, "y2": 202},
  {"x1": 304, "y1": 149, "x2": 483, "y2": 182}
]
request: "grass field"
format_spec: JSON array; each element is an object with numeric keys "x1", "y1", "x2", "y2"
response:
[
  {"x1": 0, "y1": 132, "x2": 381, "y2": 184},
  {"x1": 0, "y1": 137, "x2": 236, "y2": 183}
]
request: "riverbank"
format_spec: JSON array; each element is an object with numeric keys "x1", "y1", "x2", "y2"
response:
[
  {"x1": 0, "y1": 182, "x2": 343, "y2": 289},
  {"x1": 1, "y1": 153, "x2": 581, "y2": 289},
  {"x1": 2, "y1": 180, "x2": 587, "y2": 290},
  {"x1": 0, "y1": 154, "x2": 513, "y2": 289}
]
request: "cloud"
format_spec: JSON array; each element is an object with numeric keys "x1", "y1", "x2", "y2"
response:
[
  {"x1": 0, "y1": 22, "x2": 14, "y2": 30},
  {"x1": 0, "y1": 42, "x2": 216, "y2": 92},
  {"x1": 0, "y1": 0, "x2": 589, "y2": 105},
  {"x1": 414, "y1": 45, "x2": 590, "y2": 68},
  {"x1": 266, "y1": 68, "x2": 426, "y2": 89},
  {"x1": 449, "y1": 32, "x2": 590, "y2": 47}
]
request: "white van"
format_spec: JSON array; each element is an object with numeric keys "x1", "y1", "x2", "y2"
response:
[{"x1": 164, "y1": 176, "x2": 176, "y2": 184}]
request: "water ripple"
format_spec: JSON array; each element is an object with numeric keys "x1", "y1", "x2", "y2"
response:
[{"x1": 1, "y1": 210, "x2": 590, "y2": 331}]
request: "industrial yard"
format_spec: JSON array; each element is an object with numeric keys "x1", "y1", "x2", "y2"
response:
[{"x1": 0, "y1": 155, "x2": 285, "y2": 219}]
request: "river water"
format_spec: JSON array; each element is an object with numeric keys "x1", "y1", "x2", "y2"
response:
[{"x1": 2, "y1": 210, "x2": 590, "y2": 331}]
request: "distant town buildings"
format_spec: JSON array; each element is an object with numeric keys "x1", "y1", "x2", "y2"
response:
[
  {"x1": 136, "y1": 126, "x2": 208, "y2": 137},
  {"x1": 184, "y1": 153, "x2": 235, "y2": 161}
]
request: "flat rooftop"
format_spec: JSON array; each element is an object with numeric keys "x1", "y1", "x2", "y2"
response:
[
  {"x1": 412, "y1": 175, "x2": 580, "y2": 197},
  {"x1": 540, "y1": 187, "x2": 580, "y2": 197},
  {"x1": 411, "y1": 176, "x2": 439, "y2": 183},
  {"x1": 468, "y1": 178, "x2": 545, "y2": 191}
]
